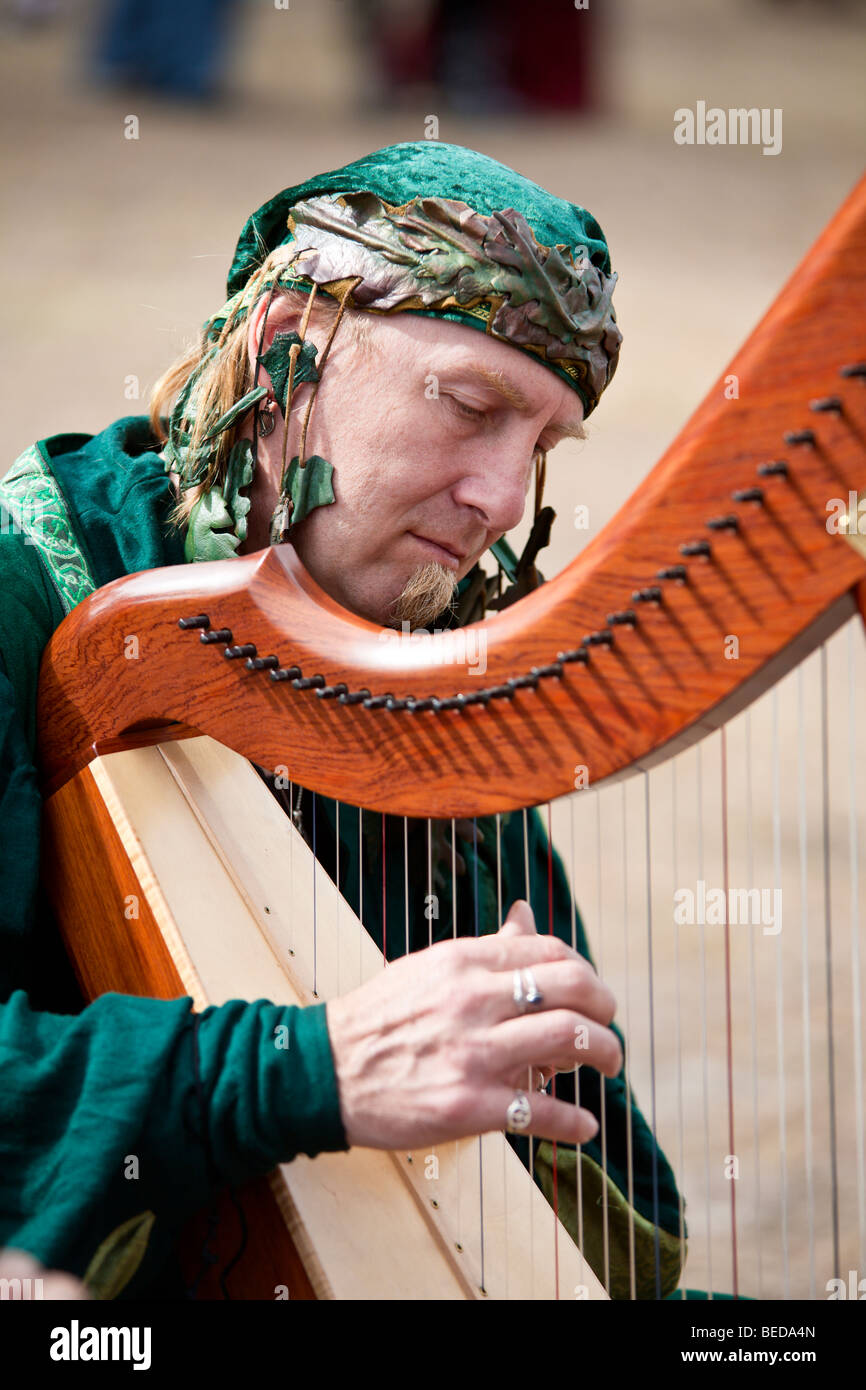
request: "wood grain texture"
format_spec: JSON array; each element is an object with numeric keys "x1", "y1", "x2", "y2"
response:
[
  {"x1": 41, "y1": 762, "x2": 319, "y2": 1301},
  {"x1": 37, "y1": 176, "x2": 866, "y2": 816}
]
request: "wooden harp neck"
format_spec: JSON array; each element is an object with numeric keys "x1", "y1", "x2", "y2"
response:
[{"x1": 38, "y1": 175, "x2": 866, "y2": 816}]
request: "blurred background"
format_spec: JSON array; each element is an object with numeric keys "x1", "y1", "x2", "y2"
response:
[{"x1": 2, "y1": 0, "x2": 864, "y2": 1301}]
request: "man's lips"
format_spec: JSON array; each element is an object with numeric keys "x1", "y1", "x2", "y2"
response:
[{"x1": 407, "y1": 532, "x2": 468, "y2": 567}]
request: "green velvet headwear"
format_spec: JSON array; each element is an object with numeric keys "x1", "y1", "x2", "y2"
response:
[{"x1": 227, "y1": 140, "x2": 621, "y2": 417}]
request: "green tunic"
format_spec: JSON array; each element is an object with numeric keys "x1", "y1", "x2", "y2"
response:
[{"x1": 0, "y1": 417, "x2": 685, "y2": 1298}]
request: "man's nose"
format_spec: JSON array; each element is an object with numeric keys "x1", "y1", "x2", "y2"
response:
[{"x1": 451, "y1": 446, "x2": 531, "y2": 538}]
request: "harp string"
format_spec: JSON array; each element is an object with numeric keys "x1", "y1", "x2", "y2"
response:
[
  {"x1": 849, "y1": 623, "x2": 866, "y2": 1276},
  {"x1": 473, "y1": 813, "x2": 486, "y2": 1294},
  {"x1": 696, "y1": 743, "x2": 713, "y2": 1297},
  {"x1": 546, "y1": 801, "x2": 561, "y2": 1299},
  {"x1": 744, "y1": 710, "x2": 764, "y2": 1299},
  {"x1": 797, "y1": 667, "x2": 816, "y2": 1298},
  {"x1": 597, "y1": 791, "x2": 611, "y2": 1293},
  {"x1": 771, "y1": 688, "x2": 790, "y2": 1298},
  {"x1": 569, "y1": 795, "x2": 587, "y2": 1295},
  {"x1": 520, "y1": 806, "x2": 534, "y2": 1298},
  {"x1": 495, "y1": 810, "x2": 510, "y2": 1300},
  {"x1": 820, "y1": 645, "x2": 841, "y2": 1277},
  {"x1": 643, "y1": 771, "x2": 663, "y2": 1299},
  {"x1": 720, "y1": 728, "x2": 739, "y2": 1297},
  {"x1": 620, "y1": 782, "x2": 637, "y2": 1299},
  {"x1": 671, "y1": 760, "x2": 687, "y2": 1299}
]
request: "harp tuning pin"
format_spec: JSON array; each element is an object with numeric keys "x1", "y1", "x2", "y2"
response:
[
  {"x1": 581, "y1": 631, "x2": 614, "y2": 647},
  {"x1": 507, "y1": 674, "x2": 538, "y2": 691},
  {"x1": 486, "y1": 683, "x2": 516, "y2": 699},
  {"x1": 269, "y1": 665, "x2": 302, "y2": 682},
  {"x1": 385, "y1": 695, "x2": 410, "y2": 711},
  {"x1": 338, "y1": 688, "x2": 371, "y2": 705},
  {"x1": 316, "y1": 683, "x2": 349, "y2": 699},
  {"x1": 706, "y1": 515, "x2": 738, "y2": 532},
  {"x1": 783, "y1": 429, "x2": 815, "y2": 447},
  {"x1": 606, "y1": 609, "x2": 637, "y2": 626},
  {"x1": 531, "y1": 662, "x2": 564, "y2": 678},
  {"x1": 557, "y1": 648, "x2": 590, "y2": 663},
  {"x1": 731, "y1": 487, "x2": 764, "y2": 505},
  {"x1": 839, "y1": 363, "x2": 866, "y2": 378},
  {"x1": 200, "y1": 628, "x2": 232, "y2": 644},
  {"x1": 178, "y1": 614, "x2": 210, "y2": 630},
  {"x1": 679, "y1": 540, "x2": 712, "y2": 558},
  {"x1": 809, "y1": 396, "x2": 842, "y2": 413},
  {"x1": 292, "y1": 674, "x2": 326, "y2": 690},
  {"x1": 362, "y1": 693, "x2": 393, "y2": 709},
  {"x1": 757, "y1": 459, "x2": 788, "y2": 477},
  {"x1": 632, "y1": 587, "x2": 663, "y2": 604},
  {"x1": 656, "y1": 564, "x2": 687, "y2": 583},
  {"x1": 246, "y1": 654, "x2": 280, "y2": 671},
  {"x1": 224, "y1": 643, "x2": 257, "y2": 660},
  {"x1": 408, "y1": 696, "x2": 437, "y2": 712}
]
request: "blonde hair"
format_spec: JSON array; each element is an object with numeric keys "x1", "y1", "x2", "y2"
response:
[{"x1": 150, "y1": 251, "x2": 372, "y2": 530}]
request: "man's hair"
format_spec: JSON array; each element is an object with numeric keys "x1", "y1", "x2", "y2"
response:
[{"x1": 150, "y1": 250, "x2": 374, "y2": 529}]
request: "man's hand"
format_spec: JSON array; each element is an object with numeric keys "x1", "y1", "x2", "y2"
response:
[{"x1": 326, "y1": 899, "x2": 622, "y2": 1149}]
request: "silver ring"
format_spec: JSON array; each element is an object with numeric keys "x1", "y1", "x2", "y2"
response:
[
  {"x1": 521, "y1": 967, "x2": 543, "y2": 1008},
  {"x1": 505, "y1": 1091, "x2": 532, "y2": 1133}
]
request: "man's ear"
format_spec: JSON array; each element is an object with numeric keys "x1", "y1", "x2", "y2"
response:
[{"x1": 245, "y1": 292, "x2": 307, "y2": 383}]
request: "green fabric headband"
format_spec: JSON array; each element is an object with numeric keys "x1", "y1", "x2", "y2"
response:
[{"x1": 225, "y1": 140, "x2": 621, "y2": 418}]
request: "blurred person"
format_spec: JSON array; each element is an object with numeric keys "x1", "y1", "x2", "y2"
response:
[
  {"x1": 92, "y1": 0, "x2": 240, "y2": 102},
  {"x1": 352, "y1": 0, "x2": 599, "y2": 113}
]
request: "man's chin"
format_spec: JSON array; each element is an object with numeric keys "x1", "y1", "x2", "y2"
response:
[{"x1": 386, "y1": 561, "x2": 459, "y2": 630}]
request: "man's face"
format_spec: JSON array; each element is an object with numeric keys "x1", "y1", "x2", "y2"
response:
[{"x1": 255, "y1": 309, "x2": 585, "y2": 627}]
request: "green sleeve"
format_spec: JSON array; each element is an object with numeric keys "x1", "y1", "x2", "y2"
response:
[
  {"x1": 0, "y1": 990, "x2": 345, "y2": 1282},
  {"x1": 0, "y1": 520, "x2": 348, "y2": 1286}
]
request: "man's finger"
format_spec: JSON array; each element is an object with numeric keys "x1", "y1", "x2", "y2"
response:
[
  {"x1": 492, "y1": 958, "x2": 616, "y2": 1027},
  {"x1": 497, "y1": 898, "x2": 537, "y2": 939},
  {"x1": 482, "y1": 1088, "x2": 600, "y2": 1145},
  {"x1": 493, "y1": 1010, "x2": 624, "y2": 1079}
]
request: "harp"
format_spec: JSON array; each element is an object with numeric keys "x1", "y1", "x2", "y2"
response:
[{"x1": 37, "y1": 175, "x2": 866, "y2": 1301}]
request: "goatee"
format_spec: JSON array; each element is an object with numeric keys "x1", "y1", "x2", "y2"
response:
[{"x1": 388, "y1": 562, "x2": 458, "y2": 629}]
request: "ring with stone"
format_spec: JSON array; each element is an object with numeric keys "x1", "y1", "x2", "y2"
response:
[{"x1": 521, "y1": 967, "x2": 543, "y2": 1007}]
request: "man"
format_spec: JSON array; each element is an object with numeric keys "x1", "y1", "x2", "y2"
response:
[{"x1": 0, "y1": 141, "x2": 683, "y2": 1299}]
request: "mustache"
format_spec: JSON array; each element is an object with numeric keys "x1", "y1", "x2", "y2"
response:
[{"x1": 387, "y1": 562, "x2": 459, "y2": 629}]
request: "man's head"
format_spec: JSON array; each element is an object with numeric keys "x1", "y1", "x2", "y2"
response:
[
  {"x1": 241, "y1": 288, "x2": 585, "y2": 627},
  {"x1": 153, "y1": 142, "x2": 618, "y2": 628}
]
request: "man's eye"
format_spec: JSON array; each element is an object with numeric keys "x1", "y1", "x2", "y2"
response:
[{"x1": 446, "y1": 395, "x2": 486, "y2": 423}]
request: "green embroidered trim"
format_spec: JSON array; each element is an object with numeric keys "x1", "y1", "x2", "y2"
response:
[
  {"x1": 0, "y1": 443, "x2": 97, "y2": 614},
  {"x1": 534, "y1": 1141, "x2": 685, "y2": 1300}
]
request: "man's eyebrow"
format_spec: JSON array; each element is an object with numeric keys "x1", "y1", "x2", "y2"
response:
[{"x1": 457, "y1": 364, "x2": 586, "y2": 439}]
